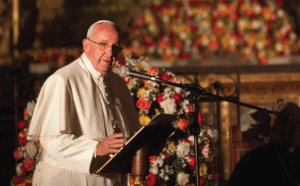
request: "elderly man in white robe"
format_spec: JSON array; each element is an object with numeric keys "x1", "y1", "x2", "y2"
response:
[{"x1": 27, "y1": 20, "x2": 141, "y2": 186}]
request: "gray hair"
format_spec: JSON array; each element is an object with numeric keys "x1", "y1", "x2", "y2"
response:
[
  {"x1": 271, "y1": 102, "x2": 298, "y2": 121},
  {"x1": 86, "y1": 20, "x2": 122, "y2": 42}
]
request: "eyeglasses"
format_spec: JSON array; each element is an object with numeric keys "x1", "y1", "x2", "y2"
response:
[{"x1": 87, "y1": 38, "x2": 124, "y2": 53}]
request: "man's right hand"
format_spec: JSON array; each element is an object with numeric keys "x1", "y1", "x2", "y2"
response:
[{"x1": 96, "y1": 133, "x2": 124, "y2": 156}]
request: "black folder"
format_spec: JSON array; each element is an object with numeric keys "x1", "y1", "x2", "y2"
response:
[{"x1": 96, "y1": 113, "x2": 178, "y2": 174}]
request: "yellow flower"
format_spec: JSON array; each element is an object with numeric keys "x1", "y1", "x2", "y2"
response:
[
  {"x1": 136, "y1": 63, "x2": 145, "y2": 71},
  {"x1": 139, "y1": 114, "x2": 151, "y2": 126},
  {"x1": 137, "y1": 88, "x2": 147, "y2": 98},
  {"x1": 199, "y1": 163, "x2": 208, "y2": 176},
  {"x1": 144, "y1": 9, "x2": 156, "y2": 24},
  {"x1": 168, "y1": 141, "x2": 176, "y2": 151}
]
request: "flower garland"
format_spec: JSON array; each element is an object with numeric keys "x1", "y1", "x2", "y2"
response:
[
  {"x1": 11, "y1": 56, "x2": 218, "y2": 186},
  {"x1": 11, "y1": 101, "x2": 37, "y2": 186},
  {"x1": 114, "y1": 56, "x2": 218, "y2": 186},
  {"x1": 16, "y1": 48, "x2": 82, "y2": 66},
  {"x1": 126, "y1": 0, "x2": 298, "y2": 65}
]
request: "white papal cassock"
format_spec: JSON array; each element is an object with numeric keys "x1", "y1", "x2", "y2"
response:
[{"x1": 27, "y1": 53, "x2": 141, "y2": 186}]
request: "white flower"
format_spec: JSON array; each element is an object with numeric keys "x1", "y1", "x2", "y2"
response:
[
  {"x1": 160, "y1": 97, "x2": 177, "y2": 114},
  {"x1": 174, "y1": 87, "x2": 182, "y2": 94},
  {"x1": 132, "y1": 40, "x2": 140, "y2": 48},
  {"x1": 179, "y1": 32, "x2": 187, "y2": 40},
  {"x1": 26, "y1": 100, "x2": 36, "y2": 117},
  {"x1": 275, "y1": 42, "x2": 283, "y2": 52},
  {"x1": 148, "y1": 24, "x2": 157, "y2": 34},
  {"x1": 252, "y1": 20, "x2": 261, "y2": 29},
  {"x1": 159, "y1": 169, "x2": 166, "y2": 178},
  {"x1": 176, "y1": 141, "x2": 191, "y2": 158},
  {"x1": 154, "y1": 155, "x2": 164, "y2": 167},
  {"x1": 149, "y1": 165, "x2": 159, "y2": 175},
  {"x1": 277, "y1": 9, "x2": 284, "y2": 18},
  {"x1": 252, "y1": 4, "x2": 261, "y2": 14},
  {"x1": 16, "y1": 163, "x2": 23, "y2": 176},
  {"x1": 25, "y1": 141, "x2": 38, "y2": 158},
  {"x1": 177, "y1": 172, "x2": 190, "y2": 185},
  {"x1": 148, "y1": 46, "x2": 156, "y2": 54},
  {"x1": 163, "y1": 15, "x2": 169, "y2": 23},
  {"x1": 163, "y1": 175, "x2": 169, "y2": 181},
  {"x1": 187, "y1": 135, "x2": 195, "y2": 145},
  {"x1": 256, "y1": 41, "x2": 264, "y2": 50},
  {"x1": 207, "y1": 129, "x2": 219, "y2": 143}
]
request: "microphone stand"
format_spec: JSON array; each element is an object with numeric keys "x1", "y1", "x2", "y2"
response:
[{"x1": 126, "y1": 72, "x2": 282, "y2": 186}]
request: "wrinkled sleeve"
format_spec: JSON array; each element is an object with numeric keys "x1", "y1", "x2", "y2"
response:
[
  {"x1": 40, "y1": 134, "x2": 98, "y2": 174},
  {"x1": 27, "y1": 74, "x2": 82, "y2": 141}
]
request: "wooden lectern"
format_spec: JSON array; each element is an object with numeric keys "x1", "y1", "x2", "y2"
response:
[{"x1": 96, "y1": 114, "x2": 178, "y2": 185}]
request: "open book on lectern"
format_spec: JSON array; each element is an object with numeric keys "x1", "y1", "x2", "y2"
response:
[{"x1": 96, "y1": 113, "x2": 178, "y2": 174}]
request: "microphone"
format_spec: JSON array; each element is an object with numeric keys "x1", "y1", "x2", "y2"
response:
[{"x1": 119, "y1": 66, "x2": 160, "y2": 81}]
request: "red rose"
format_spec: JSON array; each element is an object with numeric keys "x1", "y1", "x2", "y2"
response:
[
  {"x1": 182, "y1": 138, "x2": 191, "y2": 144},
  {"x1": 14, "y1": 149, "x2": 23, "y2": 160},
  {"x1": 136, "y1": 99, "x2": 151, "y2": 110},
  {"x1": 24, "y1": 158, "x2": 35, "y2": 172},
  {"x1": 171, "y1": 76, "x2": 178, "y2": 83},
  {"x1": 35, "y1": 140, "x2": 40, "y2": 146},
  {"x1": 159, "y1": 73, "x2": 170, "y2": 81},
  {"x1": 198, "y1": 112, "x2": 203, "y2": 126},
  {"x1": 276, "y1": 0, "x2": 283, "y2": 7},
  {"x1": 156, "y1": 94, "x2": 164, "y2": 104},
  {"x1": 172, "y1": 93, "x2": 183, "y2": 105},
  {"x1": 200, "y1": 177, "x2": 206, "y2": 186},
  {"x1": 129, "y1": 177, "x2": 134, "y2": 185},
  {"x1": 149, "y1": 156, "x2": 157, "y2": 163},
  {"x1": 187, "y1": 156, "x2": 195, "y2": 169},
  {"x1": 20, "y1": 164, "x2": 27, "y2": 175},
  {"x1": 178, "y1": 118, "x2": 189, "y2": 130},
  {"x1": 169, "y1": 32, "x2": 176, "y2": 40},
  {"x1": 173, "y1": 12, "x2": 180, "y2": 19},
  {"x1": 145, "y1": 173, "x2": 156, "y2": 186},
  {"x1": 150, "y1": 5, "x2": 160, "y2": 11},
  {"x1": 18, "y1": 130, "x2": 26, "y2": 138},
  {"x1": 185, "y1": 104, "x2": 193, "y2": 116},
  {"x1": 159, "y1": 31, "x2": 165, "y2": 38},
  {"x1": 189, "y1": 24, "x2": 197, "y2": 32},
  {"x1": 121, "y1": 77, "x2": 130, "y2": 84},
  {"x1": 175, "y1": 1, "x2": 182, "y2": 7},
  {"x1": 39, "y1": 53, "x2": 48, "y2": 64},
  {"x1": 259, "y1": 56, "x2": 268, "y2": 65},
  {"x1": 179, "y1": 51, "x2": 189, "y2": 59},
  {"x1": 18, "y1": 120, "x2": 28, "y2": 129},
  {"x1": 211, "y1": 172, "x2": 218, "y2": 180},
  {"x1": 13, "y1": 175, "x2": 24, "y2": 184},
  {"x1": 23, "y1": 107, "x2": 29, "y2": 117},
  {"x1": 164, "y1": 153, "x2": 170, "y2": 163},
  {"x1": 163, "y1": 54, "x2": 171, "y2": 61},
  {"x1": 164, "y1": 2, "x2": 171, "y2": 9},
  {"x1": 18, "y1": 136, "x2": 28, "y2": 147},
  {"x1": 117, "y1": 59, "x2": 125, "y2": 66},
  {"x1": 147, "y1": 67, "x2": 159, "y2": 76},
  {"x1": 174, "y1": 40, "x2": 182, "y2": 49}
]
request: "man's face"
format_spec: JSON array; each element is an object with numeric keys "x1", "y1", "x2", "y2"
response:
[{"x1": 83, "y1": 23, "x2": 120, "y2": 74}]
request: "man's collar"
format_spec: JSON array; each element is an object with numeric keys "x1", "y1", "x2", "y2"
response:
[{"x1": 82, "y1": 53, "x2": 107, "y2": 80}]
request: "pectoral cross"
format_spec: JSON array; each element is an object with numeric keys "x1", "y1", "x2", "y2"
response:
[{"x1": 113, "y1": 121, "x2": 120, "y2": 134}]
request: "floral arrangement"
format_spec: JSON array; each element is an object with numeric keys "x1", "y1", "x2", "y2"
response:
[
  {"x1": 16, "y1": 48, "x2": 82, "y2": 66},
  {"x1": 11, "y1": 101, "x2": 37, "y2": 186},
  {"x1": 11, "y1": 56, "x2": 218, "y2": 186},
  {"x1": 113, "y1": 56, "x2": 218, "y2": 186},
  {"x1": 126, "y1": 0, "x2": 298, "y2": 65}
]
